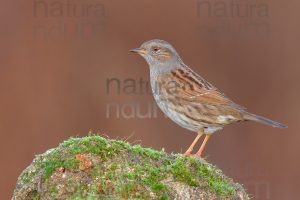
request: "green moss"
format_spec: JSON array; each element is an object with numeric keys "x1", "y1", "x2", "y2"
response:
[
  {"x1": 168, "y1": 156, "x2": 235, "y2": 197},
  {"x1": 58, "y1": 136, "x2": 170, "y2": 198},
  {"x1": 130, "y1": 144, "x2": 164, "y2": 160},
  {"x1": 117, "y1": 180, "x2": 143, "y2": 199},
  {"x1": 62, "y1": 136, "x2": 109, "y2": 157},
  {"x1": 17, "y1": 135, "x2": 243, "y2": 199},
  {"x1": 38, "y1": 150, "x2": 79, "y2": 180},
  {"x1": 32, "y1": 191, "x2": 40, "y2": 200},
  {"x1": 20, "y1": 170, "x2": 36, "y2": 185},
  {"x1": 184, "y1": 157, "x2": 235, "y2": 196},
  {"x1": 197, "y1": 164, "x2": 234, "y2": 196},
  {"x1": 50, "y1": 186, "x2": 58, "y2": 197},
  {"x1": 29, "y1": 136, "x2": 118, "y2": 181},
  {"x1": 143, "y1": 167, "x2": 167, "y2": 192},
  {"x1": 159, "y1": 196, "x2": 170, "y2": 200},
  {"x1": 170, "y1": 157, "x2": 199, "y2": 186}
]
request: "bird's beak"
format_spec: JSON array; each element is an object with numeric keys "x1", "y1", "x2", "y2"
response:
[{"x1": 130, "y1": 48, "x2": 146, "y2": 56}]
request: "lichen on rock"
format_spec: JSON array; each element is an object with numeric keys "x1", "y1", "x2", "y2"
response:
[{"x1": 12, "y1": 135, "x2": 249, "y2": 200}]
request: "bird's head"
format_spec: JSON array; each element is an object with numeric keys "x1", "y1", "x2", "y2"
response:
[{"x1": 131, "y1": 39, "x2": 183, "y2": 69}]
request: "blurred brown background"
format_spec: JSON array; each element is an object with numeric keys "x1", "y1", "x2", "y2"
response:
[{"x1": 1, "y1": 0, "x2": 299, "y2": 199}]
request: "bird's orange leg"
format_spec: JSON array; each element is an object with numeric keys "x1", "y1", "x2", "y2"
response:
[
  {"x1": 184, "y1": 129, "x2": 204, "y2": 156},
  {"x1": 195, "y1": 134, "x2": 211, "y2": 158}
]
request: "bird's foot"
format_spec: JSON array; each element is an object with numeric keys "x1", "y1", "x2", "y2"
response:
[
  {"x1": 184, "y1": 149, "x2": 193, "y2": 156},
  {"x1": 192, "y1": 154, "x2": 200, "y2": 159},
  {"x1": 191, "y1": 154, "x2": 205, "y2": 161}
]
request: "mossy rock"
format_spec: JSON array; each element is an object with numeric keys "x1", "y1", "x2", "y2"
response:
[{"x1": 12, "y1": 135, "x2": 249, "y2": 200}]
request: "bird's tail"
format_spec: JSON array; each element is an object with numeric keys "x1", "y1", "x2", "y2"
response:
[{"x1": 243, "y1": 112, "x2": 287, "y2": 128}]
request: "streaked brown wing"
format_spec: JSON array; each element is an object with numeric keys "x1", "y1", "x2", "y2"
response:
[{"x1": 165, "y1": 68, "x2": 246, "y2": 110}]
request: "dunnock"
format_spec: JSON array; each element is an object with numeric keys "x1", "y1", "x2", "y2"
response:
[{"x1": 131, "y1": 39, "x2": 287, "y2": 158}]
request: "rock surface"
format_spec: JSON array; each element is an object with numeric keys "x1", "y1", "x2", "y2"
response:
[{"x1": 12, "y1": 135, "x2": 249, "y2": 200}]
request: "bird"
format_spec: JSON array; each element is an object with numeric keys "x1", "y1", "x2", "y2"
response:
[{"x1": 130, "y1": 39, "x2": 287, "y2": 158}]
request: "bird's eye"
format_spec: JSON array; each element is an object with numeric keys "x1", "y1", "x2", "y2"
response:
[{"x1": 153, "y1": 47, "x2": 159, "y2": 52}]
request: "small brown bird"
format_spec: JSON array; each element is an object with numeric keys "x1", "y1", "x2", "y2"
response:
[{"x1": 131, "y1": 39, "x2": 287, "y2": 158}]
